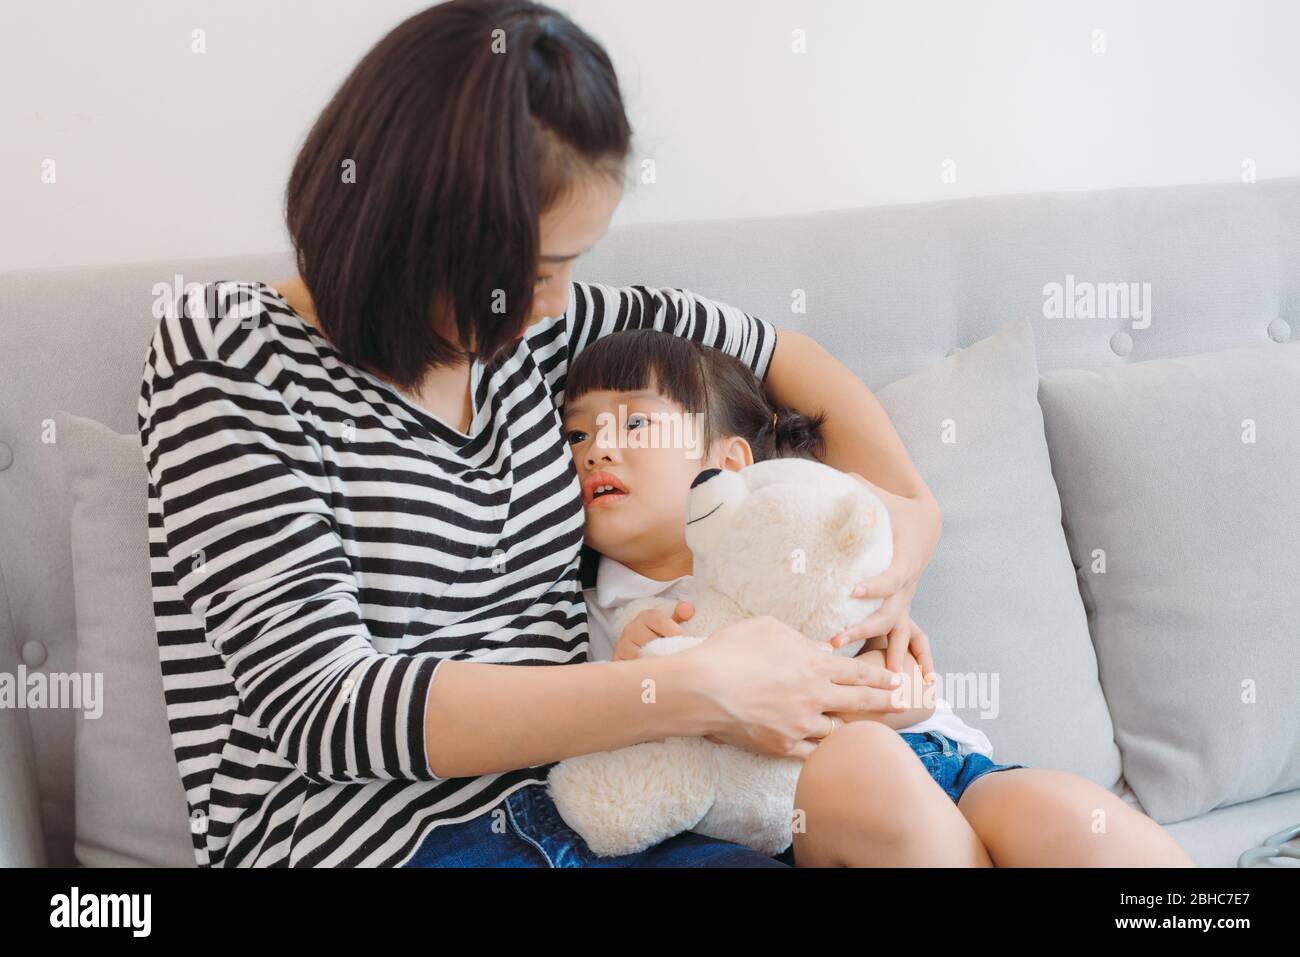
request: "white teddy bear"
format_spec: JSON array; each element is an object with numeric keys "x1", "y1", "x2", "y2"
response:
[{"x1": 547, "y1": 456, "x2": 894, "y2": 857}]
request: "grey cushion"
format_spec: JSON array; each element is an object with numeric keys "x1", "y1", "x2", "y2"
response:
[
  {"x1": 53, "y1": 412, "x2": 194, "y2": 867},
  {"x1": 1163, "y1": 786, "x2": 1300, "y2": 868},
  {"x1": 875, "y1": 318, "x2": 1122, "y2": 786},
  {"x1": 1038, "y1": 341, "x2": 1300, "y2": 823}
]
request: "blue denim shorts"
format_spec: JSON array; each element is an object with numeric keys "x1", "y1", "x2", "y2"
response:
[{"x1": 900, "y1": 730, "x2": 1026, "y2": 804}]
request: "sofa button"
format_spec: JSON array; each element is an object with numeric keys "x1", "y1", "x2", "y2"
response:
[
  {"x1": 1267, "y1": 317, "x2": 1291, "y2": 343},
  {"x1": 0, "y1": 442, "x2": 12, "y2": 472},
  {"x1": 21, "y1": 640, "x2": 47, "y2": 668},
  {"x1": 1109, "y1": 332, "x2": 1133, "y2": 357}
]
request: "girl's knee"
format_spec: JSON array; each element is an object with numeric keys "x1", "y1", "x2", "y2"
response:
[
  {"x1": 794, "y1": 723, "x2": 991, "y2": 866},
  {"x1": 970, "y1": 769, "x2": 1109, "y2": 824},
  {"x1": 795, "y1": 722, "x2": 934, "y2": 828},
  {"x1": 799, "y1": 723, "x2": 915, "y2": 788},
  {"x1": 962, "y1": 768, "x2": 1193, "y2": 866}
]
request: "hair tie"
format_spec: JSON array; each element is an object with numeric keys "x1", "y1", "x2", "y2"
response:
[{"x1": 771, "y1": 411, "x2": 779, "y2": 431}]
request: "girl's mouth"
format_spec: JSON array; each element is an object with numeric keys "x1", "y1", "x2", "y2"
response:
[
  {"x1": 583, "y1": 471, "x2": 630, "y2": 507},
  {"x1": 587, "y1": 487, "x2": 629, "y2": 508}
]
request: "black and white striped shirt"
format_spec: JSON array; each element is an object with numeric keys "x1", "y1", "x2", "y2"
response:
[{"x1": 137, "y1": 278, "x2": 778, "y2": 866}]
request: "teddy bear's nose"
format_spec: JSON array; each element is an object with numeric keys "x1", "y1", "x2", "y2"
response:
[{"x1": 691, "y1": 468, "x2": 722, "y2": 489}]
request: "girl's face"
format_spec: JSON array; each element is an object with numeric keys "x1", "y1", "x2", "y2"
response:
[{"x1": 563, "y1": 388, "x2": 752, "y2": 566}]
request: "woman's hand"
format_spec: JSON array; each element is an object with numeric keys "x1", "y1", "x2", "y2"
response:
[
  {"x1": 679, "y1": 615, "x2": 907, "y2": 760},
  {"x1": 830, "y1": 473, "x2": 941, "y2": 681},
  {"x1": 613, "y1": 602, "x2": 694, "y2": 660},
  {"x1": 829, "y1": 646, "x2": 935, "y2": 729}
]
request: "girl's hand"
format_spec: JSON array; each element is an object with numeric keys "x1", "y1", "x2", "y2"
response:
[
  {"x1": 881, "y1": 609, "x2": 936, "y2": 686},
  {"x1": 829, "y1": 473, "x2": 941, "y2": 682},
  {"x1": 613, "y1": 601, "x2": 694, "y2": 660},
  {"x1": 841, "y1": 597, "x2": 937, "y2": 686},
  {"x1": 681, "y1": 615, "x2": 907, "y2": 761}
]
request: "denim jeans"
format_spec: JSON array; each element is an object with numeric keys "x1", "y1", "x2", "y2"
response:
[
  {"x1": 402, "y1": 782, "x2": 791, "y2": 867},
  {"x1": 403, "y1": 732, "x2": 1024, "y2": 867}
]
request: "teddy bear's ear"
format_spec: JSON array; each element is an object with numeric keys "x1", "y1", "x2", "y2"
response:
[{"x1": 833, "y1": 495, "x2": 882, "y2": 555}]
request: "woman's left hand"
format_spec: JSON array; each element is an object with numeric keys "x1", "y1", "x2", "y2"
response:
[{"x1": 829, "y1": 473, "x2": 941, "y2": 682}]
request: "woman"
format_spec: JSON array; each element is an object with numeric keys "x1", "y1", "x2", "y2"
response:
[{"x1": 138, "y1": 0, "x2": 942, "y2": 867}]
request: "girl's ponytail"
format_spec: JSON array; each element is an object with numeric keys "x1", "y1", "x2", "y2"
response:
[{"x1": 767, "y1": 405, "x2": 827, "y2": 460}]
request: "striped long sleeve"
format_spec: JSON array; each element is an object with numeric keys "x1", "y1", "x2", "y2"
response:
[
  {"x1": 564, "y1": 282, "x2": 779, "y2": 385},
  {"x1": 139, "y1": 317, "x2": 444, "y2": 786}
]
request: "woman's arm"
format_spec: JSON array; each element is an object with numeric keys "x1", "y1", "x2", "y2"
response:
[
  {"x1": 562, "y1": 281, "x2": 779, "y2": 391},
  {"x1": 425, "y1": 614, "x2": 907, "y2": 776},
  {"x1": 763, "y1": 328, "x2": 936, "y2": 504},
  {"x1": 423, "y1": 656, "x2": 705, "y2": 778},
  {"x1": 763, "y1": 329, "x2": 943, "y2": 673}
]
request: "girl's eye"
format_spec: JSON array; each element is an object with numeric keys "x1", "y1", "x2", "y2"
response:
[
  {"x1": 626, "y1": 413, "x2": 648, "y2": 430},
  {"x1": 565, "y1": 429, "x2": 587, "y2": 445}
]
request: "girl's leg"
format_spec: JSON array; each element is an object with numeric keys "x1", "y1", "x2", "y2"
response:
[
  {"x1": 792, "y1": 721, "x2": 993, "y2": 867},
  {"x1": 955, "y1": 768, "x2": 1195, "y2": 867}
]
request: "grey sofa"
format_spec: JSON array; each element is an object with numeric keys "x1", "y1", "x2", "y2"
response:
[{"x1": 2, "y1": 178, "x2": 1298, "y2": 868}]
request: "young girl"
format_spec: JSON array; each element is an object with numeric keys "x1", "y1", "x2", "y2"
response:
[{"x1": 562, "y1": 328, "x2": 1194, "y2": 867}]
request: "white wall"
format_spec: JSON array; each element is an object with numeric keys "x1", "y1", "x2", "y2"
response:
[{"x1": 3, "y1": 0, "x2": 1298, "y2": 271}]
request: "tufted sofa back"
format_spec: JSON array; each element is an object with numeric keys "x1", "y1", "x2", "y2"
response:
[{"x1": 1, "y1": 178, "x2": 1296, "y2": 865}]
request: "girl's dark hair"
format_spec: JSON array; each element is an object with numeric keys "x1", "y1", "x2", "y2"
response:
[
  {"x1": 565, "y1": 328, "x2": 827, "y2": 463},
  {"x1": 286, "y1": 0, "x2": 632, "y2": 391}
]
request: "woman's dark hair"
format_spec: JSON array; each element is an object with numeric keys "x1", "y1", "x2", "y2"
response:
[
  {"x1": 286, "y1": 0, "x2": 632, "y2": 391},
  {"x1": 565, "y1": 328, "x2": 827, "y2": 463}
]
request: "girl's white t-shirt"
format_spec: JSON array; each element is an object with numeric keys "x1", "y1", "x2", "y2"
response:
[{"x1": 583, "y1": 556, "x2": 996, "y2": 758}]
